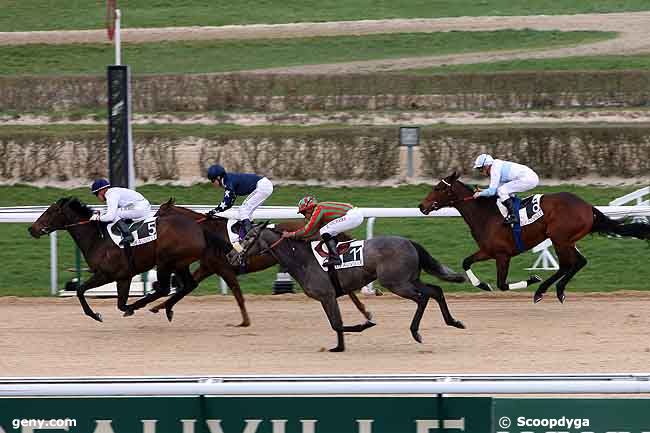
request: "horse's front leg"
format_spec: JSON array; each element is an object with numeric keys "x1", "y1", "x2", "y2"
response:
[
  {"x1": 347, "y1": 291, "x2": 376, "y2": 327},
  {"x1": 496, "y1": 255, "x2": 542, "y2": 291},
  {"x1": 462, "y1": 250, "x2": 492, "y2": 291},
  {"x1": 319, "y1": 296, "x2": 346, "y2": 352},
  {"x1": 76, "y1": 272, "x2": 113, "y2": 322}
]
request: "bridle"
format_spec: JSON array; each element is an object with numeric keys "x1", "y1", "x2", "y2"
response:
[
  {"x1": 37, "y1": 204, "x2": 95, "y2": 235},
  {"x1": 427, "y1": 178, "x2": 475, "y2": 211}
]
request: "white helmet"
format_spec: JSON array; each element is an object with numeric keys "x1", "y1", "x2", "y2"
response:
[{"x1": 473, "y1": 153, "x2": 494, "y2": 169}]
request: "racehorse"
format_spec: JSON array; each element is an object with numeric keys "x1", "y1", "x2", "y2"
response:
[
  {"x1": 419, "y1": 172, "x2": 650, "y2": 303},
  {"x1": 149, "y1": 199, "x2": 375, "y2": 325},
  {"x1": 28, "y1": 197, "x2": 217, "y2": 322},
  {"x1": 237, "y1": 224, "x2": 466, "y2": 352}
]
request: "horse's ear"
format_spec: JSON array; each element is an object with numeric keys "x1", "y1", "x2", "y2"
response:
[
  {"x1": 163, "y1": 197, "x2": 175, "y2": 205},
  {"x1": 451, "y1": 171, "x2": 460, "y2": 181}
]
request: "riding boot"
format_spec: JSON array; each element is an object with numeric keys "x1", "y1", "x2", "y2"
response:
[
  {"x1": 116, "y1": 219, "x2": 134, "y2": 246},
  {"x1": 239, "y1": 219, "x2": 253, "y2": 241},
  {"x1": 321, "y1": 233, "x2": 342, "y2": 267},
  {"x1": 502, "y1": 198, "x2": 518, "y2": 226}
]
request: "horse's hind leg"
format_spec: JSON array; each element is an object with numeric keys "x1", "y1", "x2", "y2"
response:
[
  {"x1": 161, "y1": 267, "x2": 197, "y2": 322},
  {"x1": 555, "y1": 246, "x2": 587, "y2": 304},
  {"x1": 418, "y1": 281, "x2": 465, "y2": 330},
  {"x1": 534, "y1": 242, "x2": 574, "y2": 303},
  {"x1": 219, "y1": 269, "x2": 250, "y2": 327},
  {"x1": 149, "y1": 270, "x2": 173, "y2": 313},
  {"x1": 383, "y1": 281, "x2": 436, "y2": 343}
]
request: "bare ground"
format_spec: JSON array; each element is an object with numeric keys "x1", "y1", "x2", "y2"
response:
[{"x1": 0, "y1": 292, "x2": 648, "y2": 377}]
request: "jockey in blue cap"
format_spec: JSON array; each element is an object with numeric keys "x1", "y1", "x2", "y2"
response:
[
  {"x1": 206, "y1": 164, "x2": 274, "y2": 240},
  {"x1": 472, "y1": 154, "x2": 539, "y2": 225},
  {"x1": 89, "y1": 179, "x2": 151, "y2": 245}
]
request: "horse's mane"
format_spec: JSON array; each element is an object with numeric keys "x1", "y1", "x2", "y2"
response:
[
  {"x1": 159, "y1": 197, "x2": 228, "y2": 222},
  {"x1": 57, "y1": 197, "x2": 94, "y2": 218}
]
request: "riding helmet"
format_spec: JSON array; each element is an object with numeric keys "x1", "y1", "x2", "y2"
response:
[
  {"x1": 473, "y1": 154, "x2": 494, "y2": 169},
  {"x1": 298, "y1": 196, "x2": 318, "y2": 213},
  {"x1": 207, "y1": 164, "x2": 226, "y2": 182},
  {"x1": 90, "y1": 178, "x2": 110, "y2": 195}
]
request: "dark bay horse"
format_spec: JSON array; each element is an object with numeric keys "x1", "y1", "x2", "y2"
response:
[
  {"x1": 28, "y1": 197, "x2": 216, "y2": 321},
  {"x1": 238, "y1": 224, "x2": 466, "y2": 352},
  {"x1": 419, "y1": 172, "x2": 650, "y2": 303},
  {"x1": 149, "y1": 199, "x2": 374, "y2": 326}
]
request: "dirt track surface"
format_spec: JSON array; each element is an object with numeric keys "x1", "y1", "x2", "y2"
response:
[
  {"x1": 1, "y1": 12, "x2": 650, "y2": 73},
  {"x1": 1, "y1": 292, "x2": 649, "y2": 377}
]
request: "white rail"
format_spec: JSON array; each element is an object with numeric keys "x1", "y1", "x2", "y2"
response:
[{"x1": 1, "y1": 374, "x2": 650, "y2": 396}]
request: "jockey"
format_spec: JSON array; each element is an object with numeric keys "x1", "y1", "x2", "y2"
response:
[
  {"x1": 472, "y1": 154, "x2": 539, "y2": 225},
  {"x1": 282, "y1": 196, "x2": 364, "y2": 266},
  {"x1": 89, "y1": 179, "x2": 151, "y2": 246},
  {"x1": 205, "y1": 164, "x2": 274, "y2": 240}
]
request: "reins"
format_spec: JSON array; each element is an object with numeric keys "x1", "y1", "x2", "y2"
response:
[{"x1": 62, "y1": 220, "x2": 95, "y2": 229}]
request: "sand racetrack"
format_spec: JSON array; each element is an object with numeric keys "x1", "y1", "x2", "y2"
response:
[{"x1": 1, "y1": 291, "x2": 648, "y2": 377}]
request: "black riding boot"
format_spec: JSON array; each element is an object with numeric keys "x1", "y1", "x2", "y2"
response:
[
  {"x1": 321, "y1": 233, "x2": 342, "y2": 267},
  {"x1": 116, "y1": 220, "x2": 134, "y2": 246},
  {"x1": 239, "y1": 219, "x2": 253, "y2": 241},
  {"x1": 502, "y1": 198, "x2": 518, "y2": 226}
]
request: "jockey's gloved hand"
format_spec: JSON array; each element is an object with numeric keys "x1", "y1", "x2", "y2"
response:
[
  {"x1": 206, "y1": 209, "x2": 218, "y2": 219},
  {"x1": 89, "y1": 213, "x2": 100, "y2": 221}
]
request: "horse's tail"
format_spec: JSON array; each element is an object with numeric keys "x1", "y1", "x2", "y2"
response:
[
  {"x1": 411, "y1": 241, "x2": 466, "y2": 283},
  {"x1": 591, "y1": 207, "x2": 650, "y2": 239}
]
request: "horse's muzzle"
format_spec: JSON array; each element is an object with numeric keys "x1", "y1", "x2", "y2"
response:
[{"x1": 419, "y1": 203, "x2": 438, "y2": 215}]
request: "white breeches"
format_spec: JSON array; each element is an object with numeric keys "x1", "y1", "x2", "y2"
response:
[
  {"x1": 114, "y1": 200, "x2": 151, "y2": 221},
  {"x1": 497, "y1": 172, "x2": 539, "y2": 201},
  {"x1": 238, "y1": 177, "x2": 274, "y2": 221},
  {"x1": 320, "y1": 208, "x2": 364, "y2": 237}
]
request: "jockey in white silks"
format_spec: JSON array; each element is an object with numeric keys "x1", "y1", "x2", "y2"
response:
[
  {"x1": 89, "y1": 179, "x2": 152, "y2": 245},
  {"x1": 472, "y1": 154, "x2": 539, "y2": 225}
]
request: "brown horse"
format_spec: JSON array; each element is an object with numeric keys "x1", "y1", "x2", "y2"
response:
[
  {"x1": 419, "y1": 172, "x2": 650, "y2": 303},
  {"x1": 28, "y1": 197, "x2": 217, "y2": 321},
  {"x1": 148, "y1": 199, "x2": 374, "y2": 325}
]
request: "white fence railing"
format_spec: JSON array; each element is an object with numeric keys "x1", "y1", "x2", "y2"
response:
[
  {"x1": 1, "y1": 374, "x2": 650, "y2": 396},
  {"x1": 5, "y1": 204, "x2": 650, "y2": 295}
]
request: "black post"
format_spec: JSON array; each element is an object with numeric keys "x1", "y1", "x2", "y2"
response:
[{"x1": 107, "y1": 65, "x2": 132, "y2": 188}]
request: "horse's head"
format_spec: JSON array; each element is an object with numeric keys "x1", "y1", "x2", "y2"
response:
[
  {"x1": 419, "y1": 171, "x2": 466, "y2": 214},
  {"x1": 29, "y1": 197, "x2": 94, "y2": 238},
  {"x1": 238, "y1": 221, "x2": 273, "y2": 259}
]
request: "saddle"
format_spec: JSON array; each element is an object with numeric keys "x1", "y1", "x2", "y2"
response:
[
  {"x1": 109, "y1": 217, "x2": 148, "y2": 237},
  {"x1": 314, "y1": 240, "x2": 355, "y2": 258}
]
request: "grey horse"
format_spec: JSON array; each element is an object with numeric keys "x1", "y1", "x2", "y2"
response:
[{"x1": 238, "y1": 224, "x2": 467, "y2": 352}]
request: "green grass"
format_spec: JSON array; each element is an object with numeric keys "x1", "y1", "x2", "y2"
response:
[
  {"x1": 3, "y1": 1, "x2": 650, "y2": 31},
  {"x1": 410, "y1": 55, "x2": 650, "y2": 74},
  {"x1": 3, "y1": 183, "x2": 650, "y2": 297},
  {"x1": 0, "y1": 30, "x2": 614, "y2": 76}
]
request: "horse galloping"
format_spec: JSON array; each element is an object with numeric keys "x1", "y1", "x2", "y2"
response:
[
  {"x1": 238, "y1": 224, "x2": 466, "y2": 352},
  {"x1": 147, "y1": 199, "x2": 375, "y2": 326},
  {"x1": 28, "y1": 197, "x2": 217, "y2": 321},
  {"x1": 419, "y1": 172, "x2": 650, "y2": 303}
]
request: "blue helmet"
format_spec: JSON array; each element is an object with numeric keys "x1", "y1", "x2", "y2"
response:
[
  {"x1": 207, "y1": 164, "x2": 226, "y2": 182},
  {"x1": 91, "y1": 178, "x2": 110, "y2": 195}
]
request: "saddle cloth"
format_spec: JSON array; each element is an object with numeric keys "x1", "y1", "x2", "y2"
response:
[
  {"x1": 311, "y1": 239, "x2": 365, "y2": 271},
  {"x1": 107, "y1": 215, "x2": 157, "y2": 248},
  {"x1": 497, "y1": 194, "x2": 544, "y2": 227}
]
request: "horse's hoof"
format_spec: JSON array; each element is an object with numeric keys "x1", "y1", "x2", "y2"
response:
[
  {"x1": 165, "y1": 308, "x2": 174, "y2": 322},
  {"x1": 557, "y1": 293, "x2": 566, "y2": 304},
  {"x1": 411, "y1": 330, "x2": 423, "y2": 344},
  {"x1": 94, "y1": 312, "x2": 103, "y2": 323},
  {"x1": 533, "y1": 292, "x2": 543, "y2": 303},
  {"x1": 454, "y1": 320, "x2": 466, "y2": 329},
  {"x1": 329, "y1": 346, "x2": 345, "y2": 352},
  {"x1": 528, "y1": 275, "x2": 542, "y2": 285},
  {"x1": 365, "y1": 320, "x2": 376, "y2": 329},
  {"x1": 123, "y1": 309, "x2": 134, "y2": 317},
  {"x1": 477, "y1": 282, "x2": 492, "y2": 292}
]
